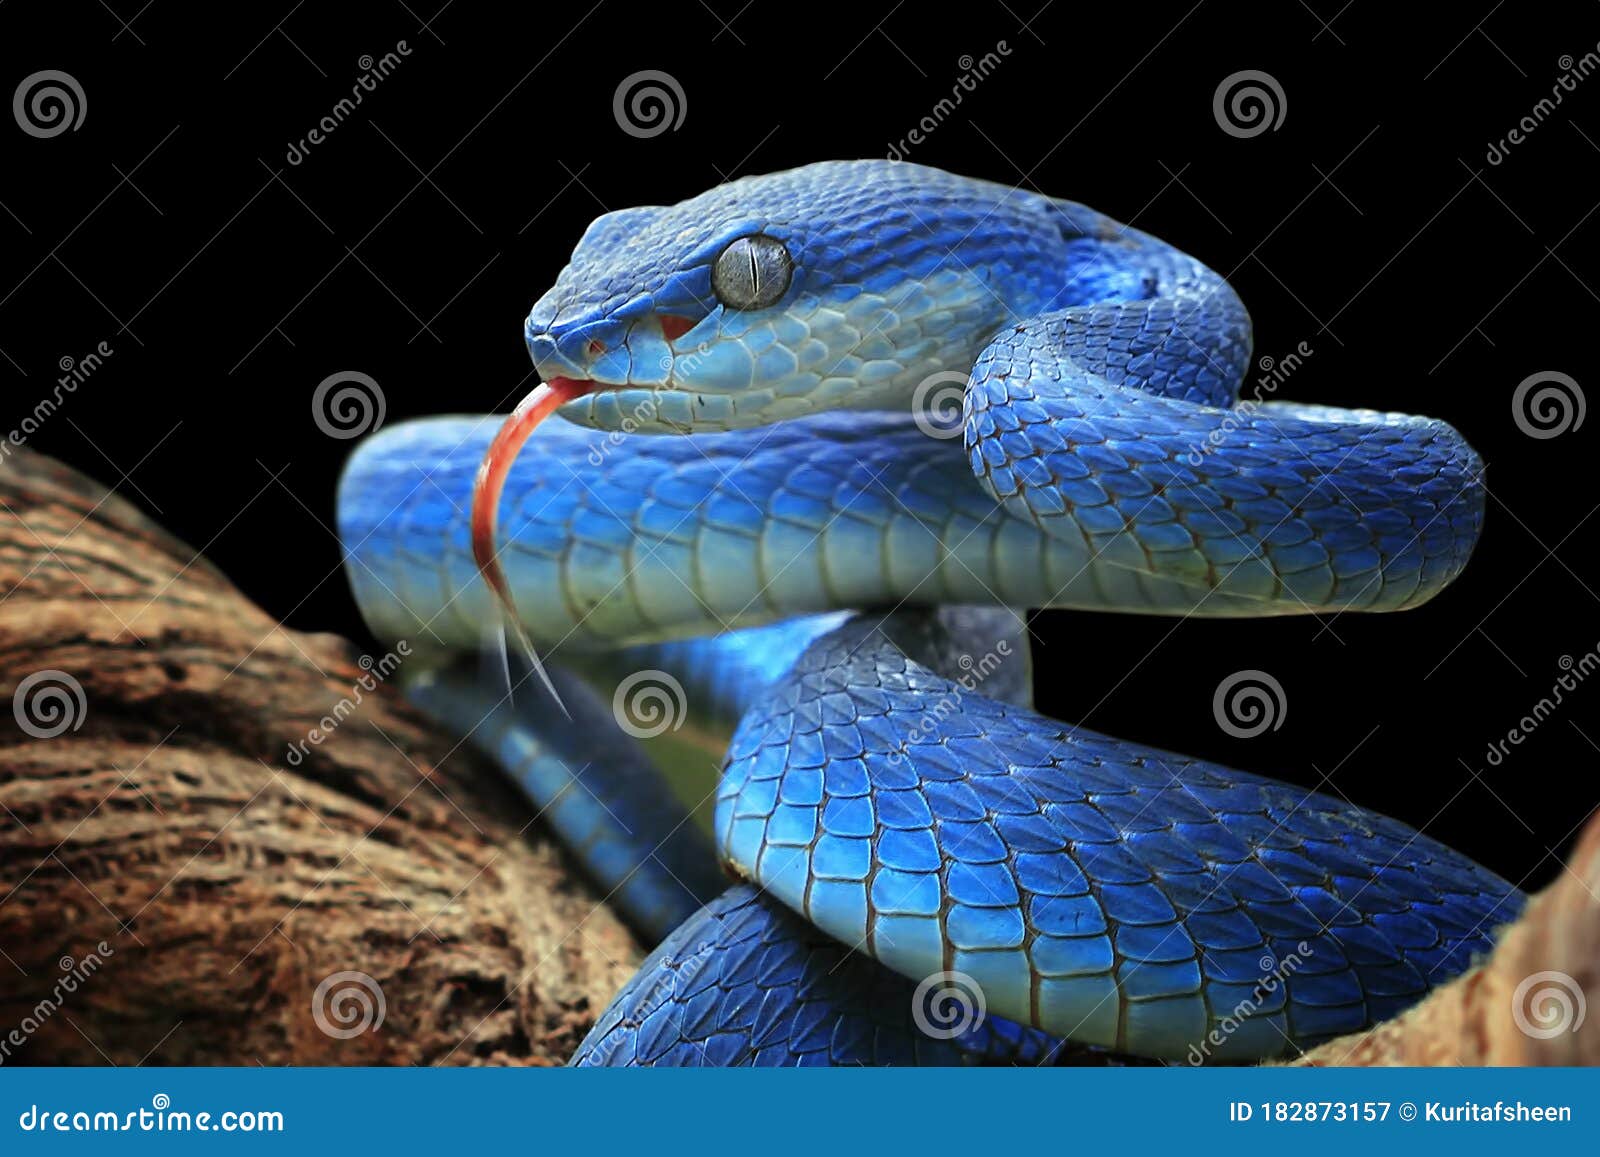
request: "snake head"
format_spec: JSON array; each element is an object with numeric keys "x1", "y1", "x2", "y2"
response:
[{"x1": 522, "y1": 160, "x2": 1094, "y2": 433}]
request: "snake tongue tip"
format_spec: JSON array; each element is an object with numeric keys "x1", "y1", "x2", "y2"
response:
[
  {"x1": 470, "y1": 377, "x2": 593, "y2": 722},
  {"x1": 503, "y1": 612, "x2": 571, "y2": 719}
]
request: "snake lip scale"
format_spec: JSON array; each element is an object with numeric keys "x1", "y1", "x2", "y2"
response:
[{"x1": 336, "y1": 159, "x2": 1517, "y2": 1067}]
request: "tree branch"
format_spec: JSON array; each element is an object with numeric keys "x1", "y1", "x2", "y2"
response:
[{"x1": 0, "y1": 446, "x2": 638, "y2": 1065}]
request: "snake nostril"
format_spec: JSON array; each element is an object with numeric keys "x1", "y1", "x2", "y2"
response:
[{"x1": 587, "y1": 339, "x2": 606, "y2": 356}]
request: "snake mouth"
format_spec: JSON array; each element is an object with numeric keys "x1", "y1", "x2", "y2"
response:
[{"x1": 468, "y1": 375, "x2": 600, "y2": 706}]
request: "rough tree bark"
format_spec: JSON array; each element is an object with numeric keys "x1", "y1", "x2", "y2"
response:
[{"x1": 0, "y1": 446, "x2": 638, "y2": 1066}]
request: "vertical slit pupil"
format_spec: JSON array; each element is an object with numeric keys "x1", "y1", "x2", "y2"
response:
[{"x1": 713, "y1": 236, "x2": 790, "y2": 308}]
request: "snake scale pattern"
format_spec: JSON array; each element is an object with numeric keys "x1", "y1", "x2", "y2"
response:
[{"x1": 336, "y1": 160, "x2": 1521, "y2": 1065}]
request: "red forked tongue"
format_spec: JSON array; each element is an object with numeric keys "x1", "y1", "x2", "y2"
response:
[{"x1": 470, "y1": 376, "x2": 596, "y2": 712}]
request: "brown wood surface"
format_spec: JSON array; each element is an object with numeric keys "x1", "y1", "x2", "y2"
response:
[{"x1": 0, "y1": 445, "x2": 638, "y2": 1066}]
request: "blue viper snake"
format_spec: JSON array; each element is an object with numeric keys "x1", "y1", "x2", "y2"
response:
[{"x1": 336, "y1": 160, "x2": 1522, "y2": 1065}]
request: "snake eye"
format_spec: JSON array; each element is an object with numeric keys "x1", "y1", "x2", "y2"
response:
[{"x1": 711, "y1": 235, "x2": 792, "y2": 310}]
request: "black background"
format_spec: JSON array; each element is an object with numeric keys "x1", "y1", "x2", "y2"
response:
[{"x1": 2, "y1": 1, "x2": 1597, "y2": 891}]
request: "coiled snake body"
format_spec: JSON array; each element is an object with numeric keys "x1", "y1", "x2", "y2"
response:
[{"x1": 337, "y1": 161, "x2": 1520, "y2": 1065}]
